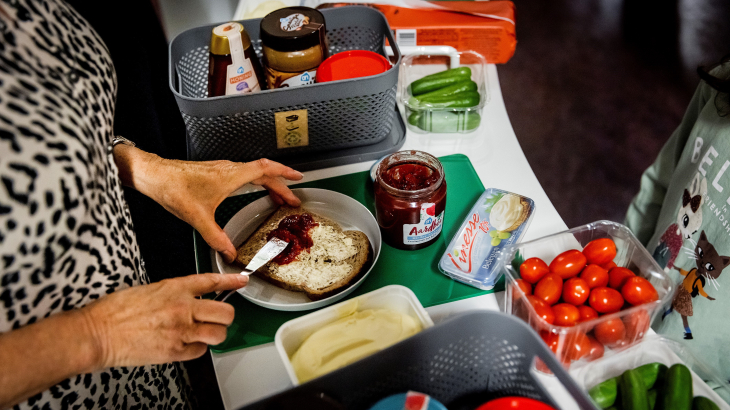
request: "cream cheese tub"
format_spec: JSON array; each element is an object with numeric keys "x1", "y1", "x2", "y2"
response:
[{"x1": 438, "y1": 189, "x2": 535, "y2": 290}]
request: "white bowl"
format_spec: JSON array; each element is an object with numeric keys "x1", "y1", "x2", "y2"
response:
[
  {"x1": 274, "y1": 285, "x2": 434, "y2": 385},
  {"x1": 214, "y1": 188, "x2": 382, "y2": 311}
]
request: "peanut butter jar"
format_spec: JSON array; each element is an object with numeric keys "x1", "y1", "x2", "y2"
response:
[{"x1": 260, "y1": 7, "x2": 328, "y2": 89}]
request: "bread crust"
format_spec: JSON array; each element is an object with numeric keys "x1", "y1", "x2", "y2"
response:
[{"x1": 234, "y1": 206, "x2": 372, "y2": 301}]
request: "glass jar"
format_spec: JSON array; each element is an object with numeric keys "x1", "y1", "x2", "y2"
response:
[
  {"x1": 374, "y1": 151, "x2": 447, "y2": 250},
  {"x1": 260, "y1": 7, "x2": 327, "y2": 89},
  {"x1": 208, "y1": 22, "x2": 266, "y2": 97}
]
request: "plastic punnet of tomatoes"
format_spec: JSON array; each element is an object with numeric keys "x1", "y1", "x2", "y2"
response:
[{"x1": 498, "y1": 220, "x2": 674, "y2": 370}]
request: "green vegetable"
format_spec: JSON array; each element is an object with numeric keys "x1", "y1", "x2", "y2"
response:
[
  {"x1": 409, "y1": 67, "x2": 472, "y2": 96},
  {"x1": 620, "y1": 368, "x2": 650, "y2": 410},
  {"x1": 656, "y1": 364, "x2": 692, "y2": 410},
  {"x1": 417, "y1": 91, "x2": 481, "y2": 108},
  {"x1": 407, "y1": 111, "x2": 481, "y2": 133},
  {"x1": 635, "y1": 363, "x2": 668, "y2": 390},
  {"x1": 692, "y1": 396, "x2": 720, "y2": 410},
  {"x1": 589, "y1": 377, "x2": 618, "y2": 409},
  {"x1": 647, "y1": 389, "x2": 657, "y2": 409},
  {"x1": 409, "y1": 80, "x2": 478, "y2": 106}
]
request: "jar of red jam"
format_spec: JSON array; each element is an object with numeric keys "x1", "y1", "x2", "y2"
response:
[{"x1": 374, "y1": 151, "x2": 447, "y2": 250}]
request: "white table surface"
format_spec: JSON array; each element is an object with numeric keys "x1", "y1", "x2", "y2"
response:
[{"x1": 211, "y1": 64, "x2": 574, "y2": 409}]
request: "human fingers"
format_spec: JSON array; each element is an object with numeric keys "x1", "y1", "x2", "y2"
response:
[
  {"x1": 193, "y1": 299, "x2": 236, "y2": 325},
  {"x1": 194, "y1": 216, "x2": 238, "y2": 263},
  {"x1": 184, "y1": 273, "x2": 249, "y2": 296},
  {"x1": 244, "y1": 159, "x2": 303, "y2": 184},
  {"x1": 262, "y1": 177, "x2": 301, "y2": 207},
  {"x1": 175, "y1": 342, "x2": 209, "y2": 362},
  {"x1": 186, "y1": 323, "x2": 229, "y2": 346},
  {"x1": 268, "y1": 190, "x2": 284, "y2": 206}
]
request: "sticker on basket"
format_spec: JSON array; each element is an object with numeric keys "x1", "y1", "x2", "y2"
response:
[
  {"x1": 405, "y1": 391, "x2": 430, "y2": 410},
  {"x1": 275, "y1": 109, "x2": 309, "y2": 149}
]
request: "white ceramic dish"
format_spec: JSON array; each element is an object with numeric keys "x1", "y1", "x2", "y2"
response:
[
  {"x1": 214, "y1": 188, "x2": 382, "y2": 311},
  {"x1": 274, "y1": 285, "x2": 434, "y2": 385}
]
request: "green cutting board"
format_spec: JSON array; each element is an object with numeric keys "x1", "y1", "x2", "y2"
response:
[{"x1": 194, "y1": 154, "x2": 505, "y2": 353}]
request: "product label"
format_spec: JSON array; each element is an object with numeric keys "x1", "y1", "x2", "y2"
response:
[
  {"x1": 274, "y1": 109, "x2": 309, "y2": 149},
  {"x1": 396, "y1": 29, "x2": 417, "y2": 47},
  {"x1": 403, "y1": 203, "x2": 444, "y2": 245},
  {"x1": 225, "y1": 57, "x2": 260, "y2": 95},
  {"x1": 279, "y1": 70, "x2": 317, "y2": 88},
  {"x1": 280, "y1": 13, "x2": 310, "y2": 32},
  {"x1": 447, "y1": 212, "x2": 490, "y2": 274}
]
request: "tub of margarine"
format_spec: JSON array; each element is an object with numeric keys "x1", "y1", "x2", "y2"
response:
[
  {"x1": 438, "y1": 189, "x2": 535, "y2": 290},
  {"x1": 275, "y1": 285, "x2": 434, "y2": 385}
]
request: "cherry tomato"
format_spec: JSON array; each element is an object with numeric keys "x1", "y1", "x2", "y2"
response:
[
  {"x1": 585, "y1": 334, "x2": 604, "y2": 361},
  {"x1": 512, "y1": 279, "x2": 532, "y2": 296},
  {"x1": 520, "y1": 257, "x2": 550, "y2": 284},
  {"x1": 624, "y1": 309, "x2": 650, "y2": 341},
  {"x1": 562, "y1": 277, "x2": 590, "y2": 306},
  {"x1": 621, "y1": 276, "x2": 659, "y2": 306},
  {"x1": 608, "y1": 267, "x2": 635, "y2": 289},
  {"x1": 549, "y1": 250, "x2": 587, "y2": 279},
  {"x1": 578, "y1": 305, "x2": 599, "y2": 323},
  {"x1": 580, "y1": 264, "x2": 609, "y2": 289},
  {"x1": 594, "y1": 318, "x2": 626, "y2": 347},
  {"x1": 566, "y1": 331, "x2": 591, "y2": 361},
  {"x1": 589, "y1": 287, "x2": 624, "y2": 313},
  {"x1": 540, "y1": 330, "x2": 559, "y2": 353},
  {"x1": 581, "y1": 238, "x2": 617, "y2": 265},
  {"x1": 534, "y1": 273, "x2": 564, "y2": 305},
  {"x1": 527, "y1": 295, "x2": 555, "y2": 324},
  {"x1": 552, "y1": 303, "x2": 580, "y2": 326},
  {"x1": 601, "y1": 261, "x2": 617, "y2": 270}
]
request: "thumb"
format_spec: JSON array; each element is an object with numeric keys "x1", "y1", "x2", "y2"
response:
[
  {"x1": 196, "y1": 217, "x2": 237, "y2": 263},
  {"x1": 186, "y1": 273, "x2": 249, "y2": 296}
]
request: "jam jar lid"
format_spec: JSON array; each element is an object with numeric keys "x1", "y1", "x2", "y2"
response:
[
  {"x1": 260, "y1": 7, "x2": 326, "y2": 52},
  {"x1": 210, "y1": 22, "x2": 252, "y2": 56}
]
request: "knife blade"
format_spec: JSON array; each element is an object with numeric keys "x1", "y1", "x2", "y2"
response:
[{"x1": 214, "y1": 237, "x2": 289, "y2": 302}]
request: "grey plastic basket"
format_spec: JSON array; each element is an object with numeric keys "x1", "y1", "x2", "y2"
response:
[
  {"x1": 169, "y1": 6, "x2": 401, "y2": 165},
  {"x1": 238, "y1": 311, "x2": 599, "y2": 410}
]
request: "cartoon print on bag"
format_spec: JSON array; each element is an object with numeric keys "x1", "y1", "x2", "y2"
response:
[
  {"x1": 653, "y1": 174, "x2": 706, "y2": 270},
  {"x1": 661, "y1": 231, "x2": 729, "y2": 339}
]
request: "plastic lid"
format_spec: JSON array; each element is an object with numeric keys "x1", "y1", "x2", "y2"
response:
[
  {"x1": 260, "y1": 7, "x2": 326, "y2": 52},
  {"x1": 317, "y1": 50, "x2": 391, "y2": 83},
  {"x1": 210, "y1": 22, "x2": 252, "y2": 56}
]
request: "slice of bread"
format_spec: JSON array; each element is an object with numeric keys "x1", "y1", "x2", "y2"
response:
[{"x1": 235, "y1": 206, "x2": 373, "y2": 301}]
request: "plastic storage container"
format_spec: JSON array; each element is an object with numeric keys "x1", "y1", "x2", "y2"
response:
[
  {"x1": 571, "y1": 336, "x2": 730, "y2": 408},
  {"x1": 247, "y1": 311, "x2": 598, "y2": 410},
  {"x1": 169, "y1": 6, "x2": 403, "y2": 168},
  {"x1": 499, "y1": 221, "x2": 674, "y2": 369},
  {"x1": 399, "y1": 50, "x2": 488, "y2": 134},
  {"x1": 275, "y1": 285, "x2": 434, "y2": 385}
]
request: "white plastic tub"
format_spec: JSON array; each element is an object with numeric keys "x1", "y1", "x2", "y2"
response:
[{"x1": 275, "y1": 285, "x2": 434, "y2": 385}]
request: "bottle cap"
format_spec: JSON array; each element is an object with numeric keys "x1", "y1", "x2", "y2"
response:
[
  {"x1": 260, "y1": 7, "x2": 326, "y2": 52},
  {"x1": 210, "y1": 22, "x2": 252, "y2": 56},
  {"x1": 317, "y1": 50, "x2": 391, "y2": 83}
]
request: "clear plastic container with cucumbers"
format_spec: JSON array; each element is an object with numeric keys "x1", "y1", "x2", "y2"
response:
[{"x1": 399, "y1": 50, "x2": 488, "y2": 134}]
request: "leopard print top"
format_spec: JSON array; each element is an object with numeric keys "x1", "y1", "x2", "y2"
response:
[{"x1": 0, "y1": 0, "x2": 192, "y2": 408}]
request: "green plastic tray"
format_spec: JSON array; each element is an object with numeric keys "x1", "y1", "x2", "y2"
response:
[{"x1": 194, "y1": 154, "x2": 504, "y2": 353}]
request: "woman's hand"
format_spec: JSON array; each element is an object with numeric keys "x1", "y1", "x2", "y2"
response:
[
  {"x1": 84, "y1": 273, "x2": 248, "y2": 368},
  {"x1": 113, "y1": 146, "x2": 304, "y2": 262}
]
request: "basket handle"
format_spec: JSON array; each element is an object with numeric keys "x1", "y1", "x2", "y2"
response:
[{"x1": 385, "y1": 45, "x2": 460, "y2": 68}]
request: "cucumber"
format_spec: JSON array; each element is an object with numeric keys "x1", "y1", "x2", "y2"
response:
[
  {"x1": 409, "y1": 67, "x2": 472, "y2": 95},
  {"x1": 410, "y1": 80, "x2": 478, "y2": 105},
  {"x1": 589, "y1": 377, "x2": 618, "y2": 409},
  {"x1": 692, "y1": 396, "x2": 720, "y2": 410},
  {"x1": 635, "y1": 363, "x2": 668, "y2": 390},
  {"x1": 620, "y1": 368, "x2": 650, "y2": 410},
  {"x1": 647, "y1": 389, "x2": 657, "y2": 409},
  {"x1": 656, "y1": 364, "x2": 692, "y2": 410},
  {"x1": 407, "y1": 111, "x2": 481, "y2": 133},
  {"x1": 418, "y1": 91, "x2": 481, "y2": 108}
]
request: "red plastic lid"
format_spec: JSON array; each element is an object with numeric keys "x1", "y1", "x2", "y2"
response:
[
  {"x1": 316, "y1": 50, "x2": 391, "y2": 83},
  {"x1": 475, "y1": 397, "x2": 556, "y2": 410}
]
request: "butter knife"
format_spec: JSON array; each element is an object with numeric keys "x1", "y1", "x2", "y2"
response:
[{"x1": 214, "y1": 237, "x2": 289, "y2": 302}]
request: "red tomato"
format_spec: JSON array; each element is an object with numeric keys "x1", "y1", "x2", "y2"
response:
[
  {"x1": 578, "y1": 305, "x2": 599, "y2": 323},
  {"x1": 552, "y1": 303, "x2": 580, "y2": 326},
  {"x1": 621, "y1": 276, "x2": 659, "y2": 306},
  {"x1": 601, "y1": 261, "x2": 617, "y2": 270},
  {"x1": 540, "y1": 330, "x2": 559, "y2": 353},
  {"x1": 589, "y1": 287, "x2": 624, "y2": 313},
  {"x1": 594, "y1": 318, "x2": 626, "y2": 347},
  {"x1": 562, "y1": 277, "x2": 590, "y2": 305},
  {"x1": 608, "y1": 267, "x2": 635, "y2": 289},
  {"x1": 534, "y1": 273, "x2": 564, "y2": 305},
  {"x1": 624, "y1": 309, "x2": 650, "y2": 341},
  {"x1": 527, "y1": 295, "x2": 556, "y2": 324},
  {"x1": 580, "y1": 264, "x2": 609, "y2": 289},
  {"x1": 586, "y1": 334, "x2": 605, "y2": 361},
  {"x1": 565, "y1": 331, "x2": 591, "y2": 361},
  {"x1": 476, "y1": 397, "x2": 557, "y2": 410},
  {"x1": 512, "y1": 279, "x2": 532, "y2": 296},
  {"x1": 520, "y1": 257, "x2": 550, "y2": 284},
  {"x1": 582, "y1": 238, "x2": 617, "y2": 265},
  {"x1": 549, "y1": 250, "x2": 587, "y2": 279}
]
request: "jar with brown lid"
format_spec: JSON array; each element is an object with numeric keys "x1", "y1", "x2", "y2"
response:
[
  {"x1": 260, "y1": 7, "x2": 328, "y2": 89},
  {"x1": 208, "y1": 22, "x2": 266, "y2": 97}
]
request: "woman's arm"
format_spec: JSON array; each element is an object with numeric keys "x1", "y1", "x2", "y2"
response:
[
  {"x1": 112, "y1": 145, "x2": 303, "y2": 262},
  {"x1": 0, "y1": 273, "x2": 247, "y2": 409}
]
